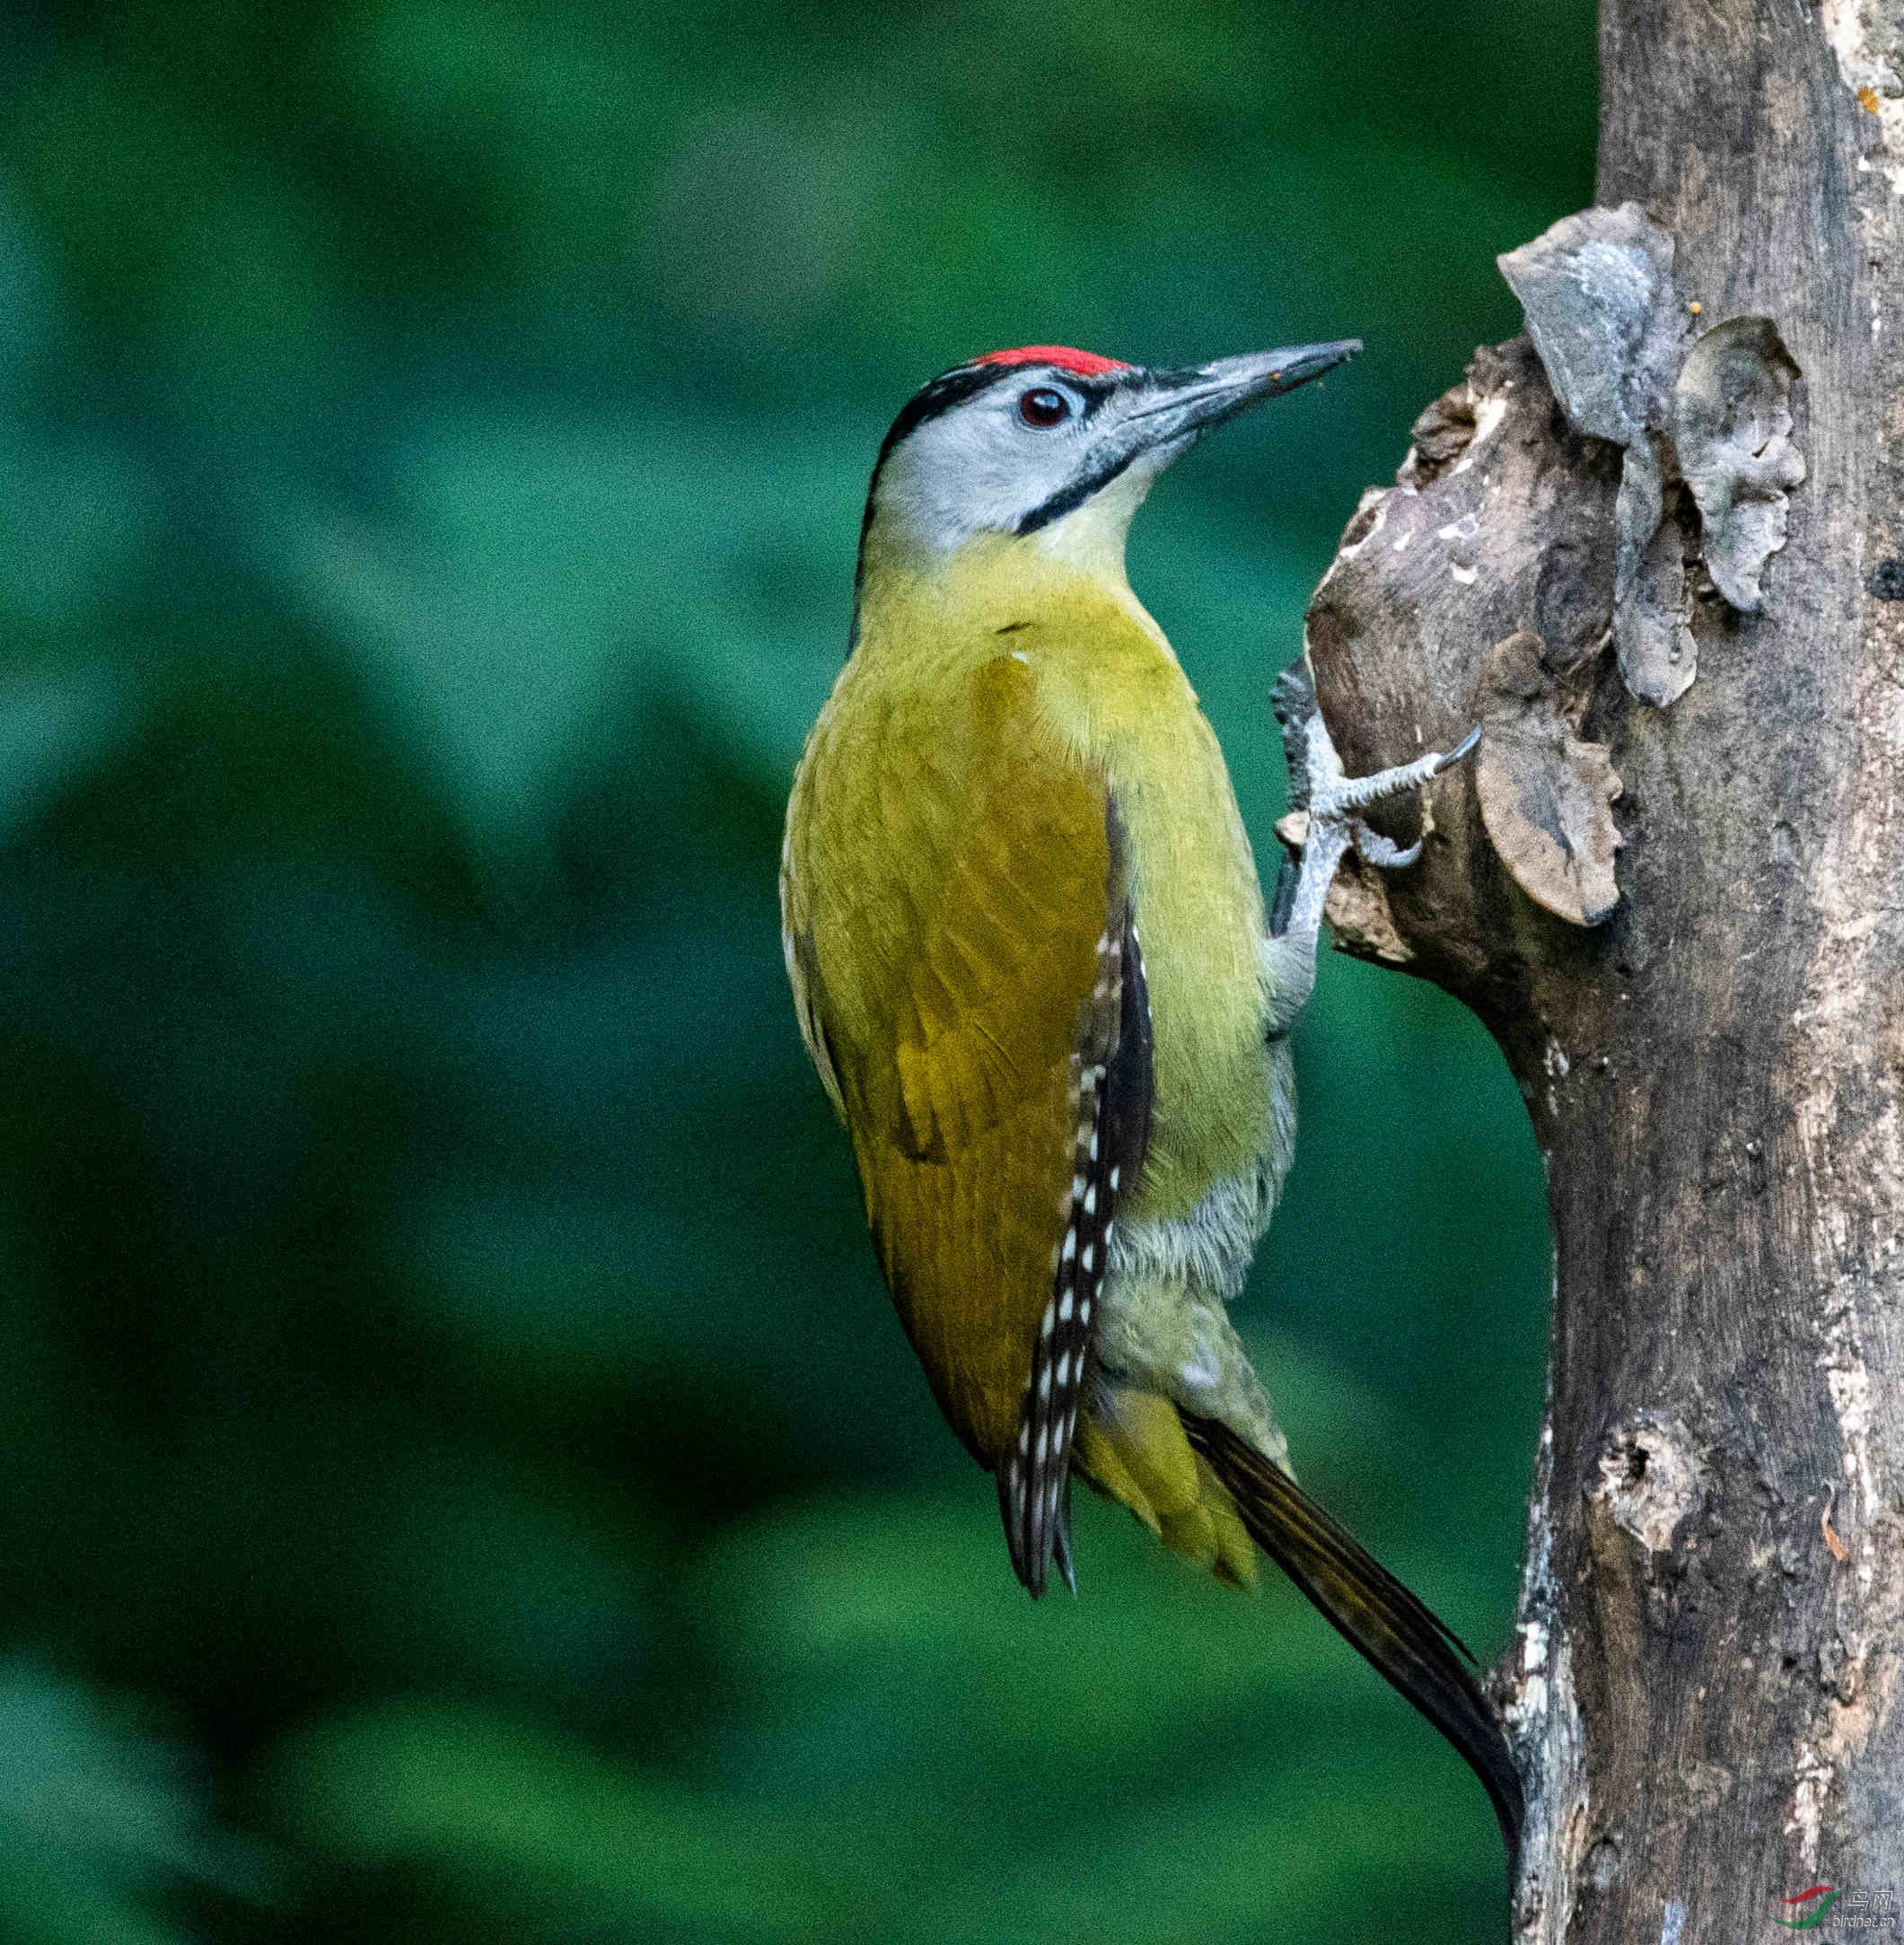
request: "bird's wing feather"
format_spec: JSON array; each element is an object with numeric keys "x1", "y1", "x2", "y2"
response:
[
  {"x1": 793, "y1": 653, "x2": 1145, "y2": 1567},
  {"x1": 998, "y1": 808, "x2": 1153, "y2": 1594}
]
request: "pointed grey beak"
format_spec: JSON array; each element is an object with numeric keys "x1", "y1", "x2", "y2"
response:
[{"x1": 1126, "y1": 338, "x2": 1362, "y2": 445}]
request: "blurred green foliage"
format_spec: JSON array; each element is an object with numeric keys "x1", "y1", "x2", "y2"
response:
[{"x1": 0, "y1": 0, "x2": 1589, "y2": 1938}]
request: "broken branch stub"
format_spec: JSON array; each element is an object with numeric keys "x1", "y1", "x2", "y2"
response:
[
  {"x1": 1303, "y1": 337, "x2": 1629, "y2": 990},
  {"x1": 1302, "y1": 206, "x2": 1810, "y2": 964}
]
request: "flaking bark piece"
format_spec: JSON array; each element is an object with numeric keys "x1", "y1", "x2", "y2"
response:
[
  {"x1": 1673, "y1": 317, "x2": 1805, "y2": 613},
  {"x1": 1613, "y1": 438, "x2": 1697, "y2": 706},
  {"x1": 1475, "y1": 631, "x2": 1624, "y2": 926},
  {"x1": 1501, "y1": 204, "x2": 1712, "y2": 710},
  {"x1": 1497, "y1": 204, "x2": 1689, "y2": 445}
]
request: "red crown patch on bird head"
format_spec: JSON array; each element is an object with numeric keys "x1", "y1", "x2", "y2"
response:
[{"x1": 972, "y1": 346, "x2": 1134, "y2": 377}]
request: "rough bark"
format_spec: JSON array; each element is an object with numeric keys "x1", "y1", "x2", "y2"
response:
[{"x1": 1301, "y1": 4, "x2": 1904, "y2": 1939}]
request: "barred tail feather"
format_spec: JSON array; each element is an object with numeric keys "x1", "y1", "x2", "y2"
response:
[{"x1": 1182, "y1": 1414, "x2": 1525, "y2": 1869}]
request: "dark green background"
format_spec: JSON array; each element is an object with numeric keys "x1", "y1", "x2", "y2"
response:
[{"x1": 0, "y1": 4, "x2": 1588, "y2": 1938}]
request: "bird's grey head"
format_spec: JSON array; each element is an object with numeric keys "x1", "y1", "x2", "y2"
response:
[{"x1": 864, "y1": 339, "x2": 1361, "y2": 562}]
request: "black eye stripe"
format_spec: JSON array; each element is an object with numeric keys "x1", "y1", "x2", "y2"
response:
[{"x1": 1015, "y1": 450, "x2": 1140, "y2": 536}]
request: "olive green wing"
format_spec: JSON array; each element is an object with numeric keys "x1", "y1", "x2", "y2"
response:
[{"x1": 783, "y1": 652, "x2": 1148, "y2": 1592}]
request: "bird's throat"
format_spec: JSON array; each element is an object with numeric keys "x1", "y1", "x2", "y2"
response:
[{"x1": 855, "y1": 495, "x2": 1171, "y2": 676}]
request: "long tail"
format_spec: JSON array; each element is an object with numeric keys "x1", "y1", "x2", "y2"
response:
[{"x1": 1183, "y1": 1413, "x2": 1524, "y2": 1870}]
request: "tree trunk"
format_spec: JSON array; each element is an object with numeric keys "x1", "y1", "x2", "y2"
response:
[{"x1": 1301, "y1": 3, "x2": 1904, "y2": 1938}]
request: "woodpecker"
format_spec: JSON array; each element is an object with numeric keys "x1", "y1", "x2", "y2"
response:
[{"x1": 780, "y1": 341, "x2": 1522, "y2": 1860}]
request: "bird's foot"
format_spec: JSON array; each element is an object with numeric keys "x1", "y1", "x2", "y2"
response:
[
  {"x1": 1301, "y1": 725, "x2": 1481, "y2": 871},
  {"x1": 1268, "y1": 658, "x2": 1478, "y2": 942}
]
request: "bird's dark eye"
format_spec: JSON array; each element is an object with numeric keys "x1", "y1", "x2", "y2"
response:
[{"x1": 1018, "y1": 388, "x2": 1071, "y2": 429}]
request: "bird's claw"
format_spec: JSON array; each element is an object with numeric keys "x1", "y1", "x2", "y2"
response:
[
  {"x1": 1272, "y1": 658, "x2": 1478, "y2": 875},
  {"x1": 1352, "y1": 821, "x2": 1422, "y2": 871}
]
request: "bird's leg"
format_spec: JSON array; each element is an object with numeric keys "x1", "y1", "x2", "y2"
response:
[{"x1": 1262, "y1": 659, "x2": 1478, "y2": 1033}]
